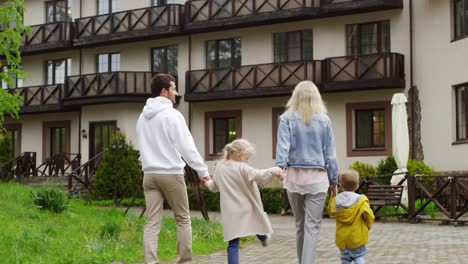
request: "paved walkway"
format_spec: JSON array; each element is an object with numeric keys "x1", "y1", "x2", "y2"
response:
[{"x1": 161, "y1": 211, "x2": 468, "y2": 264}]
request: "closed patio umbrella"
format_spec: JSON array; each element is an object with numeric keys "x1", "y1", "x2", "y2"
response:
[{"x1": 390, "y1": 93, "x2": 409, "y2": 206}]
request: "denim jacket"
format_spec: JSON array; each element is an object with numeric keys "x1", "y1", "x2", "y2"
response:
[{"x1": 275, "y1": 111, "x2": 339, "y2": 185}]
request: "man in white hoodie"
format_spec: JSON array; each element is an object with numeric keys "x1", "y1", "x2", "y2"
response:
[{"x1": 136, "y1": 73, "x2": 210, "y2": 264}]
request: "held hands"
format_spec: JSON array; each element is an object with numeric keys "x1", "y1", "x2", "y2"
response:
[
  {"x1": 329, "y1": 184, "x2": 338, "y2": 198},
  {"x1": 200, "y1": 175, "x2": 211, "y2": 187},
  {"x1": 271, "y1": 167, "x2": 287, "y2": 181}
]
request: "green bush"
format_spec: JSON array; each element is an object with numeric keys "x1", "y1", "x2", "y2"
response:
[
  {"x1": 91, "y1": 132, "x2": 142, "y2": 201},
  {"x1": 349, "y1": 161, "x2": 377, "y2": 182},
  {"x1": 415, "y1": 199, "x2": 439, "y2": 218},
  {"x1": 376, "y1": 156, "x2": 398, "y2": 184},
  {"x1": 29, "y1": 186, "x2": 69, "y2": 213},
  {"x1": 0, "y1": 133, "x2": 12, "y2": 164},
  {"x1": 407, "y1": 159, "x2": 435, "y2": 176},
  {"x1": 99, "y1": 221, "x2": 121, "y2": 240}
]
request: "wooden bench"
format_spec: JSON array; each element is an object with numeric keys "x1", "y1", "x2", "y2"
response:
[{"x1": 366, "y1": 185, "x2": 404, "y2": 215}]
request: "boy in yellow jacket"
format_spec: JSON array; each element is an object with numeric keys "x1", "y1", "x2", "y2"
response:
[{"x1": 328, "y1": 170, "x2": 375, "y2": 264}]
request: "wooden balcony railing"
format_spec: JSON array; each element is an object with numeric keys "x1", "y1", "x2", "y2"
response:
[
  {"x1": 21, "y1": 22, "x2": 73, "y2": 55},
  {"x1": 63, "y1": 71, "x2": 153, "y2": 105},
  {"x1": 74, "y1": 5, "x2": 183, "y2": 46},
  {"x1": 186, "y1": 60, "x2": 322, "y2": 101},
  {"x1": 13, "y1": 84, "x2": 64, "y2": 113},
  {"x1": 68, "y1": 151, "x2": 104, "y2": 195},
  {"x1": 322, "y1": 52, "x2": 405, "y2": 92},
  {"x1": 36, "y1": 153, "x2": 81, "y2": 177},
  {"x1": 185, "y1": 0, "x2": 402, "y2": 32},
  {"x1": 0, "y1": 152, "x2": 37, "y2": 182}
]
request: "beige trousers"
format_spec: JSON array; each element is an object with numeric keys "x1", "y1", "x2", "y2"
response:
[{"x1": 143, "y1": 173, "x2": 192, "y2": 264}]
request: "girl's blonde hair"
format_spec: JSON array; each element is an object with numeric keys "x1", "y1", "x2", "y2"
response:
[
  {"x1": 286, "y1": 81, "x2": 327, "y2": 125},
  {"x1": 222, "y1": 139, "x2": 255, "y2": 161}
]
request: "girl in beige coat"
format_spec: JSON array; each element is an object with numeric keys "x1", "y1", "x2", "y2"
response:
[{"x1": 205, "y1": 139, "x2": 284, "y2": 264}]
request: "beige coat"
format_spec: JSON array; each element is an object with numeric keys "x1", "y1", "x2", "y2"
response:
[{"x1": 206, "y1": 160, "x2": 281, "y2": 242}]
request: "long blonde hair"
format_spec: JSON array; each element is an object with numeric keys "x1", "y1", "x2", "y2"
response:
[
  {"x1": 221, "y1": 139, "x2": 255, "y2": 161},
  {"x1": 286, "y1": 81, "x2": 327, "y2": 125}
]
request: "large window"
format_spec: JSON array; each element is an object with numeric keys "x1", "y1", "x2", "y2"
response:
[
  {"x1": 455, "y1": 84, "x2": 467, "y2": 141},
  {"x1": 206, "y1": 38, "x2": 241, "y2": 69},
  {"x1": 273, "y1": 30, "x2": 313, "y2": 63},
  {"x1": 43, "y1": 121, "x2": 70, "y2": 160},
  {"x1": 97, "y1": 53, "x2": 120, "y2": 73},
  {"x1": 46, "y1": 0, "x2": 72, "y2": 23},
  {"x1": 346, "y1": 21, "x2": 390, "y2": 56},
  {"x1": 152, "y1": 46, "x2": 178, "y2": 77},
  {"x1": 151, "y1": 0, "x2": 167, "y2": 6},
  {"x1": 97, "y1": 0, "x2": 120, "y2": 15},
  {"x1": 4, "y1": 124, "x2": 21, "y2": 159},
  {"x1": 205, "y1": 110, "x2": 242, "y2": 160},
  {"x1": 2, "y1": 66, "x2": 23, "y2": 89},
  {"x1": 46, "y1": 59, "x2": 71, "y2": 85},
  {"x1": 346, "y1": 102, "x2": 391, "y2": 156},
  {"x1": 454, "y1": 0, "x2": 468, "y2": 39}
]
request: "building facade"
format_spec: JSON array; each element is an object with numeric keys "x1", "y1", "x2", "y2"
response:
[{"x1": 2, "y1": 0, "x2": 467, "y2": 175}]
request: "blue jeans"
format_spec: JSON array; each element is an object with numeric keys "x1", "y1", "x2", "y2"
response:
[
  {"x1": 340, "y1": 245, "x2": 366, "y2": 264},
  {"x1": 227, "y1": 235, "x2": 267, "y2": 264}
]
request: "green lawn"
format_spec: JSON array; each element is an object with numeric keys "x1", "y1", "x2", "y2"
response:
[{"x1": 0, "y1": 183, "x2": 228, "y2": 263}]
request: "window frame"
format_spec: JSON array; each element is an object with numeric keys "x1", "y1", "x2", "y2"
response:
[
  {"x1": 346, "y1": 20, "x2": 391, "y2": 56},
  {"x1": 45, "y1": 58, "x2": 71, "y2": 85},
  {"x1": 346, "y1": 101, "x2": 392, "y2": 157},
  {"x1": 96, "y1": 52, "x2": 120, "y2": 73},
  {"x1": 4, "y1": 123, "x2": 22, "y2": 159},
  {"x1": 453, "y1": 0, "x2": 468, "y2": 40},
  {"x1": 42, "y1": 120, "x2": 71, "y2": 162},
  {"x1": 204, "y1": 110, "x2": 242, "y2": 160},
  {"x1": 454, "y1": 83, "x2": 468, "y2": 144},
  {"x1": 273, "y1": 30, "x2": 313, "y2": 63},
  {"x1": 45, "y1": 0, "x2": 71, "y2": 23},
  {"x1": 151, "y1": 45, "x2": 178, "y2": 77},
  {"x1": 151, "y1": 0, "x2": 167, "y2": 6},
  {"x1": 205, "y1": 38, "x2": 241, "y2": 69},
  {"x1": 97, "y1": 0, "x2": 119, "y2": 15}
]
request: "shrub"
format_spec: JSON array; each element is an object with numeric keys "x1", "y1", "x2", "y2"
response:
[
  {"x1": 407, "y1": 159, "x2": 435, "y2": 176},
  {"x1": 99, "y1": 221, "x2": 121, "y2": 240},
  {"x1": 349, "y1": 161, "x2": 377, "y2": 182},
  {"x1": 376, "y1": 156, "x2": 398, "y2": 184},
  {"x1": 30, "y1": 186, "x2": 68, "y2": 213},
  {"x1": 415, "y1": 199, "x2": 439, "y2": 218},
  {"x1": 91, "y1": 132, "x2": 142, "y2": 201},
  {"x1": 0, "y1": 133, "x2": 12, "y2": 164}
]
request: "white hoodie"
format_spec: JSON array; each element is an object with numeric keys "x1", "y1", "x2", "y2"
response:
[
  {"x1": 334, "y1": 191, "x2": 362, "y2": 210},
  {"x1": 136, "y1": 97, "x2": 209, "y2": 177}
]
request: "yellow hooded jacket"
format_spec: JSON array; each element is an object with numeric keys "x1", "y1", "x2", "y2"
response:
[{"x1": 328, "y1": 194, "x2": 375, "y2": 250}]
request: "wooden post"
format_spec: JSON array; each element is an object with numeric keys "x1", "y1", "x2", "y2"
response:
[
  {"x1": 407, "y1": 171, "x2": 415, "y2": 220},
  {"x1": 450, "y1": 177, "x2": 456, "y2": 220}
]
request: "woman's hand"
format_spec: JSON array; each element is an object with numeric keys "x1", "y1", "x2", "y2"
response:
[{"x1": 329, "y1": 184, "x2": 338, "y2": 197}]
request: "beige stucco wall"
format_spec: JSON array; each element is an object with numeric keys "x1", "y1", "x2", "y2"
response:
[
  {"x1": 5, "y1": 112, "x2": 80, "y2": 163},
  {"x1": 412, "y1": 1, "x2": 468, "y2": 171}
]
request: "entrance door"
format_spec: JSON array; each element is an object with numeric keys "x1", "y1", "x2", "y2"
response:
[{"x1": 89, "y1": 121, "x2": 117, "y2": 161}]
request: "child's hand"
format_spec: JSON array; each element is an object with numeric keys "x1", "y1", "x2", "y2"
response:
[{"x1": 271, "y1": 167, "x2": 287, "y2": 181}]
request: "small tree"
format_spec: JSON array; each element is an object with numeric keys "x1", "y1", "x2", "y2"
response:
[
  {"x1": 91, "y1": 132, "x2": 142, "y2": 201},
  {"x1": 0, "y1": 0, "x2": 28, "y2": 131}
]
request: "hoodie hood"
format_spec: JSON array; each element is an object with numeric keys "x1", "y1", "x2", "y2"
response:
[
  {"x1": 143, "y1": 97, "x2": 173, "y2": 119},
  {"x1": 329, "y1": 194, "x2": 369, "y2": 225}
]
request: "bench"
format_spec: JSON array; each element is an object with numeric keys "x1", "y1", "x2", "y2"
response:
[{"x1": 366, "y1": 184, "x2": 404, "y2": 216}]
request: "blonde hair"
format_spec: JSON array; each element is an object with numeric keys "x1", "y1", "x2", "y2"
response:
[
  {"x1": 222, "y1": 139, "x2": 255, "y2": 161},
  {"x1": 286, "y1": 81, "x2": 327, "y2": 125},
  {"x1": 338, "y1": 170, "x2": 360, "y2": 192}
]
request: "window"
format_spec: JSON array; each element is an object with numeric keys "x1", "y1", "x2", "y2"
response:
[
  {"x1": 46, "y1": 0, "x2": 72, "y2": 23},
  {"x1": 4, "y1": 124, "x2": 21, "y2": 159},
  {"x1": 273, "y1": 30, "x2": 313, "y2": 63},
  {"x1": 346, "y1": 102, "x2": 391, "y2": 156},
  {"x1": 205, "y1": 110, "x2": 242, "y2": 160},
  {"x1": 272, "y1": 107, "x2": 285, "y2": 159},
  {"x1": 97, "y1": 0, "x2": 120, "y2": 15},
  {"x1": 42, "y1": 121, "x2": 70, "y2": 160},
  {"x1": 46, "y1": 59, "x2": 71, "y2": 85},
  {"x1": 454, "y1": 0, "x2": 468, "y2": 39},
  {"x1": 206, "y1": 38, "x2": 241, "y2": 69},
  {"x1": 152, "y1": 46, "x2": 178, "y2": 77},
  {"x1": 151, "y1": 0, "x2": 167, "y2": 6},
  {"x1": 97, "y1": 53, "x2": 120, "y2": 73},
  {"x1": 346, "y1": 21, "x2": 390, "y2": 56},
  {"x1": 455, "y1": 84, "x2": 467, "y2": 142},
  {"x1": 2, "y1": 66, "x2": 23, "y2": 89}
]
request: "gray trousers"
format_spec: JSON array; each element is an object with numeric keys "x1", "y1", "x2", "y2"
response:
[{"x1": 288, "y1": 191, "x2": 327, "y2": 264}]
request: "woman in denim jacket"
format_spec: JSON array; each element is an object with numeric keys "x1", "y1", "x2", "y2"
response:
[{"x1": 276, "y1": 81, "x2": 339, "y2": 264}]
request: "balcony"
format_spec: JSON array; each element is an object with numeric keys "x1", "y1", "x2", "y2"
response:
[
  {"x1": 74, "y1": 5, "x2": 183, "y2": 47},
  {"x1": 21, "y1": 22, "x2": 73, "y2": 55},
  {"x1": 322, "y1": 52, "x2": 405, "y2": 92},
  {"x1": 62, "y1": 71, "x2": 153, "y2": 105},
  {"x1": 185, "y1": 0, "x2": 403, "y2": 33},
  {"x1": 14, "y1": 84, "x2": 64, "y2": 113},
  {"x1": 185, "y1": 52, "x2": 404, "y2": 101},
  {"x1": 185, "y1": 60, "x2": 322, "y2": 101}
]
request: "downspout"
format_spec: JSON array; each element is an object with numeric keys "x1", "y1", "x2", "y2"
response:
[
  {"x1": 78, "y1": 0, "x2": 83, "y2": 156},
  {"x1": 409, "y1": 0, "x2": 415, "y2": 159}
]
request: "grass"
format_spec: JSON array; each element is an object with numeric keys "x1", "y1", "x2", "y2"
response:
[{"x1": 0, "y1": 182, "x2": 230, "y2": 263}]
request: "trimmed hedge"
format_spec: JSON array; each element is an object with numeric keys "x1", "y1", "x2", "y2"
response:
[{"x1": 92, "y1": 187, "x2": 285, "y2": 214}]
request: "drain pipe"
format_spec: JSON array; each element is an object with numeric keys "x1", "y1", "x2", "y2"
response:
[
  {"x1": 409, "y1": 0, "x2": 415, "y2": 159},
  {"x1": 188, "y1": 34, "x2": 192, "y2": 130}
]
